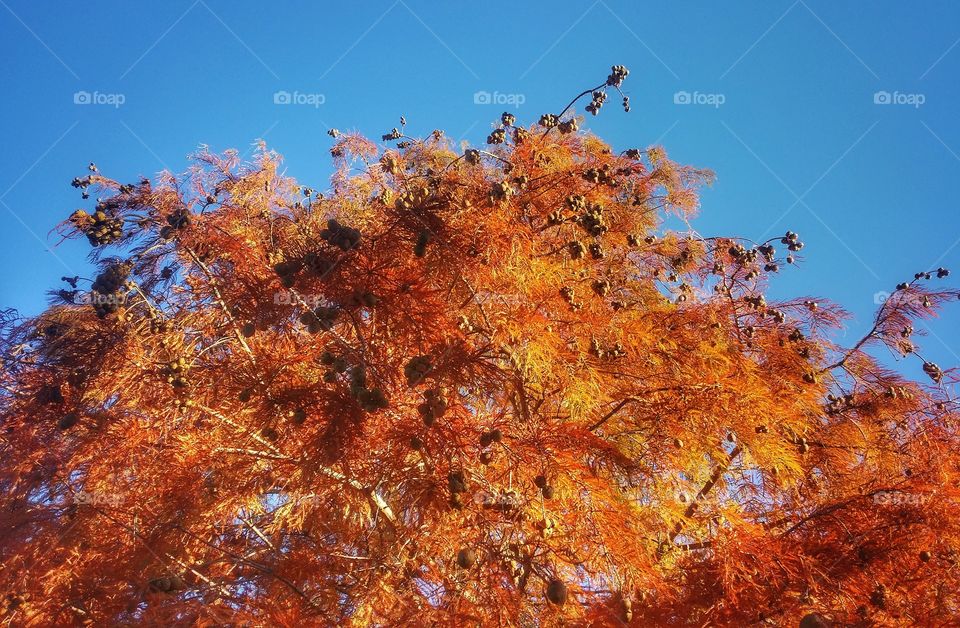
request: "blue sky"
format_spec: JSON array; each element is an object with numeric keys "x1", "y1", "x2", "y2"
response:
[{"x1": 1, "y1": 0, "x2": 958, "y2": 372}]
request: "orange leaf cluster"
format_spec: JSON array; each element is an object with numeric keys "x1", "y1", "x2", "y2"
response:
[{"x1": 2, "y1": 67, "x2": 959, "y2": 626}]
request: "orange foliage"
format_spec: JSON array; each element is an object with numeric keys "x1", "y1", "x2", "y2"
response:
[{"x1": 2, "y1": 66, "x2": 960, "y2": 626}]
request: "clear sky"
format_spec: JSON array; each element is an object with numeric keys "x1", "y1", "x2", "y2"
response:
[{"x1": 1, "y1": 0, "x2": 958, "y2": 374}]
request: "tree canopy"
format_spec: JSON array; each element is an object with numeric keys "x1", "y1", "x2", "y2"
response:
[{"x1": 2, "y1": 66, "x2": 959, "y2": 626}]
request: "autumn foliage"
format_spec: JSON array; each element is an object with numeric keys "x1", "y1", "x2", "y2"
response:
[{"x1": 3, "y1": 66, "x2": 960, "y2": 626}]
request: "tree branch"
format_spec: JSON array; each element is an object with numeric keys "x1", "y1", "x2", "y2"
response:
[{"x1": 669, "y1": 445, "x2": 743, "y2": 544}]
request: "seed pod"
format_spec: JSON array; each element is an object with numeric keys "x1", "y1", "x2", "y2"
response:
[
  {"x1": 148, "y1": 576, "x2": 184, "y2": 593},
  {"x1": 320, "y1": 219, "x2": 361, "y2": 251},
  {"x1": 360, "y1": 292, "x2": 379, "y2": 307},
  {"x1": 58, "y1": 413, "x2": 79, "y2": 430},
  {"x1": 489, "y1": 428, "x2": 503, "y2": 443},
  {"x1": 799, "y1": 613, "x2": 830, "y2": 628},
  {"x1": 448, "y1": 471, "x2": 467, "y2": 494},
  {"x1": 541, "y1": 485, "x2": 555, "y2": 500},
  {"x1": 414, "y1": 230, "x2": 433, "y2": 257},
  {"x1": 568, "y1": 241, "x2": 586, "y2": 260},
  {"x1": 241, "y1": 323, "x2": 256, "y2": 337},
  {"x1": 923, "y1": 362, "x2": 943, "y2": 383},
  {"x1": 261, "y1": 427, "x2": 279, "y2": 442},
  {"x1": 405, "y1": 356, "x2": 433, "y2": 386},
  {"x1": 538, "y1": 113, "x2": 559, "y2": 128},
  {"x1": 358, "y1": 387, "x2": 389, "y2": 412},
  {"x1": 456, "y1": 548, "x2": 476, "y2": 569},
  {"x1": 487, "y1": 128, "x2": 506, "y2": 145},
  {"x1": 409, "y1": 436, "x2": 423, "y2": 450},
  {"x1": 534, "y1": 475, "x2": 548, "y2": 489},
  {"x1": 37, "y1": 385, "x2": 64, "y2": 405},
  {"x1": 919, "y1": 550, "x2": 932, "y2": 562},
  {"x1": 546, "y1": 579, "x2": 567, "y2": 605}
]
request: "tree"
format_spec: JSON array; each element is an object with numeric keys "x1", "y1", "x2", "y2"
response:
[{"x1": 2, "y1": 65, "x2": 959, "y2": 626}]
